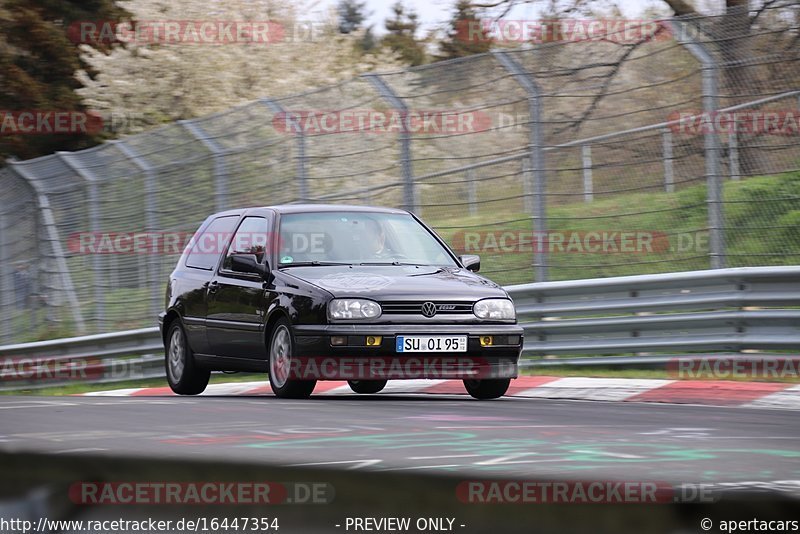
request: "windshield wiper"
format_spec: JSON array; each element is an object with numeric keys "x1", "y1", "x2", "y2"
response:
[
  {"x1": 279, "y1": 261, "x2": 353, "y2": 267},
  {"x1": 358, "y1": 261, "x2": 432, "y2": 266}
]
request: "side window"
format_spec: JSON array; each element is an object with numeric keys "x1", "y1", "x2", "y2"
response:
[
  {"x1": 222, "y1": 216, "x2": 271, "y2": 272},
  {"x1": 185, "y1": 215, "x2": 239, "y2": 270}
]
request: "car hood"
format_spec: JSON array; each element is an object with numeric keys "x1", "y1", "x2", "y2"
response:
[{"x1": 281, "y1": 265, "x2": 507, "y2": 301}]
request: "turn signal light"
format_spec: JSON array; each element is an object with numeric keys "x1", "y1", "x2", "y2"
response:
[
  {"x1": 366, "y1": 336, "x2": 382, "y2": 347},
  {"x1": 480, "y1": 336, "x2": 493, "y2": 347}
]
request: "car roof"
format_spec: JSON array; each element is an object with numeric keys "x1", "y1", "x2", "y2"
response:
[{"x1": 215, "y1": 204, "x2": 410, "y2": 217}]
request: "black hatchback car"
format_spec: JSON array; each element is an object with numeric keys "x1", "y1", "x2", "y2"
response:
[{"x1": 158, "y1": 205, "x2": 523, "y2": 399}]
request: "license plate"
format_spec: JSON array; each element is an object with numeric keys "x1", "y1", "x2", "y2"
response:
[{"x1": 396, "y1": 335, "x2": 467, "y2": 353}]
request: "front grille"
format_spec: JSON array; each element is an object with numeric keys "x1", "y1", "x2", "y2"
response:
[{"x1": 381, "y1": 301, "x2": 474, "y2": 315}]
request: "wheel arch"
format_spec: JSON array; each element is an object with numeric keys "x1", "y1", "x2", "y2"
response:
[
  {"x1": 264, "y1": 307, "x2": 291, "y2": 345},
  {"x1": 161, "y1": 309, "x2": 182, "y2": 347}
]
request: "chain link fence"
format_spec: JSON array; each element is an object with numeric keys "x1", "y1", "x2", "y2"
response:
[{"x1": 1, "y1": 8, "x2": 799, "y2": 343}]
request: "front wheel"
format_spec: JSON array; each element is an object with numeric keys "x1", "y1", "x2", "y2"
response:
[
  {"x1": 165, "y1": 322, "x2": 210, "y2": 395},
  {"x1": 348, "y1": 380, "x2": 388, "y2": 394},
  {"x1": 268, "y1": 318, "x2": 316, "y2": 399},
  {"x1": 463, "y1": 378, "x2": 510, "y2": 400}
]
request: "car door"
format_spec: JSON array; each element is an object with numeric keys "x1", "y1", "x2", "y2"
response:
[
  {"x1": 205, "y1": 214, "x2": 275, "y2": 360},
  {"x1": 180, "y1": 214, "x2": 241, "y2": 355}
]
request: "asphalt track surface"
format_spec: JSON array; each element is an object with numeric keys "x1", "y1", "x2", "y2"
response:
[{"x1": 1, "y1": 392, "x2": 799, "y2": 487}]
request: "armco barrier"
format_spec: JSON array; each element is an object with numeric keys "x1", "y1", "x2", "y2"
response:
[
  {"x1": 0, "y1": 327, "x2": 163, "y2": 391},
  {"x1": 1, "y1": 267, "x2": 798, "y2": 390},
  {"x1": 506, "y1": 265, "x2": 800, "y2": 359}
]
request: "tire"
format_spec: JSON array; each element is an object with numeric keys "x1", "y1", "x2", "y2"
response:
[
  {"x1": 165, "y1": 321, "x2": 210, "y2": 395},
  {"x1": 348, "y1": 380, "x2": 388, "y2": 394},
  {"x1": 268, "y1": 318, "x2": 316, "y2": 399},
  {"x1": 463, "y1": 378, "x2": 510, "y2": 400}
]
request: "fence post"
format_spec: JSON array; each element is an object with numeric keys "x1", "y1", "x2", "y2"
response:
[
  {"x1": 494, "y1": 50, "x2": 548, "y2": 282},
  {"x1": 662, "y1": 128, "x2": 675, "y2": 193},
  {"x1": 0, "y1": 213, "x2": 11, "y2": 342},
  {"x1": 57, "y1": 152, "x2": 104, "y2": 328},
  {"x1": 6, "y1": 161, "x2": 86, "y2": 334},
  {"x1": 521, "y1": 158, "x2": 533, "y2": 214},
  {"x1": 670, "y1": 19, "x2": 725, "y2": 269},
  {"x1": 581, "y1": 145, "x2": 593, "y2": 202},
  {"x1": 113, "y1": 141, "x2": 162, "y2": 318},
  {"x1": 363, "y1": 74, "x2": 417, "y2": 213},
  {"x1": 728, "y1": 130, "x2": 740, "y2": 181},
  {"x1": 260, "y1": 98, "x2": 308, "y2": 203},
  {"x1": 466, "y1": 168, "x2": 477, "y2": 217},
  {"x1": 32, "y1": 192, "x2": 44, "y2": 328},
  {"x1": 179, "y1": 120, "x2": 229, "y2": 210}
]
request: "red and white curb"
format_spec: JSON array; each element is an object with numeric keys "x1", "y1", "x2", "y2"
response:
[{"x1": 83, "y1": 376, "x2": 800, "y2": 410}]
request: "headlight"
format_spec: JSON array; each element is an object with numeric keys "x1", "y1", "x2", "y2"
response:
[
  {"x1": 473, "y1": 298, "x2": 515, "y2": 320},
  {"x1": 328, "y1": 298, "x2": 382, "y2": 320}
]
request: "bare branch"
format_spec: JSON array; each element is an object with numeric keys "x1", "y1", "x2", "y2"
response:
[
  {"x1": 751, "y1": 0, "x2": 788, "y2": 24},
  {"x1": 660, "y1": 0, "x2": 698, "y2": 16},
  {"x1": 470, "y1": 0, "x2": 700, "y2": 17},
  {"x1": 470, "y1": 0, "x2": 522, "y2": 19},
  {"x1": 551, "y1": 41, "x2": 641, "y2": 136}
]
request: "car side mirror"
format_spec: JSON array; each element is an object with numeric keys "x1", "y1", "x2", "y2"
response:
[
  {"x1": 230, "y1": 253, "x2": 268, "y2": 278},
  {"x1": 460, "y1": 254, "x2": 481, "y2": 272}
]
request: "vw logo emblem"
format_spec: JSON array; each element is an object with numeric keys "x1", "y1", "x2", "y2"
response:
[{"x1": 421, "y1": 302, "x2": 437, "y2": 317}]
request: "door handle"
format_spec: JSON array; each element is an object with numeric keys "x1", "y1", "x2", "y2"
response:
[{"x1": 207, "y1": 281, "x2": 219, "y2": 294}]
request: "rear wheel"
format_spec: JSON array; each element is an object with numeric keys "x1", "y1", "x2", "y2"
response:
[
  {"x1": 463, "y1": 378, "x2": 510, "y2": 400},
  {"x1": 348, "y1": 380, "x2": 387, "y2": 394},
  {"x1": 268, "y1": 318, "x2": 316, "y2": 399},
  {"x1": 165, "y1": 322, "x2": 210, "y2": 395}
]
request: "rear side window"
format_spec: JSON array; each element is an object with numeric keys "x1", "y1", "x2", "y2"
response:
[{"x1": 185, "y1": 215, "x2": 239, "y2": 270}]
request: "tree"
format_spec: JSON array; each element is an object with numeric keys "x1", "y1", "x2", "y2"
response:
[
  {"x1": 75, "y1": 0, "x2": 406, "y2": 130},
  {"x1": 360, "y1": 26, "x2": 377, "y2": 51},
  {"x1": 0, "y1": 0, "x2": 127, "y2": 162},
  {"x1": 336, "y1": 1, "x2": 381, "y2": 54},
  {"x1": 382, "y1": 2, "x2": 427, "y2": 66},
  {"x1": 437, "y1": 0, "x2": 493, "y2": 60},
  {"x1": 337, "y1": 0, "x2": 367, "y2": 34}
]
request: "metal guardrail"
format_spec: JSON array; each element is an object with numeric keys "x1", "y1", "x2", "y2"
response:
[
  {"x1": 506, "y1": 266, "x2": 800, "y2": 368},
  {"x1": 1, "y1": 266, "x2": 798, "y2": 390},
  {"x1": 0, "y1": 328, "x2": 163, "y2": 391},
  {"x1": 0, "y1": 327, "x2": 161, "y2": 360}
]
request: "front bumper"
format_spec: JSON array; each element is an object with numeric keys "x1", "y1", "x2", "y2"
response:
[{"x1": 290, "y1": 323, "x2": 523, "y2": 380}]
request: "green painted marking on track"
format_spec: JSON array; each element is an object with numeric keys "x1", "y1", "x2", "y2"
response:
[
  {"x1": 241, "y1": 430, "x2": 800, "y2": 470},
  {"x1": 243, "y1": 431, "x2": 479, "y2": 450}
]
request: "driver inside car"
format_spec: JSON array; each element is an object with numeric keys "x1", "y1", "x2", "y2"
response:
[{"x1": 363, "y1": 218, "x2": 394, "y2": 260}]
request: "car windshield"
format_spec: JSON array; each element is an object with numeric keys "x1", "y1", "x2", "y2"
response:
[{"x1": 277, "y1": 211, "x2": 458, "y2": 267}]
